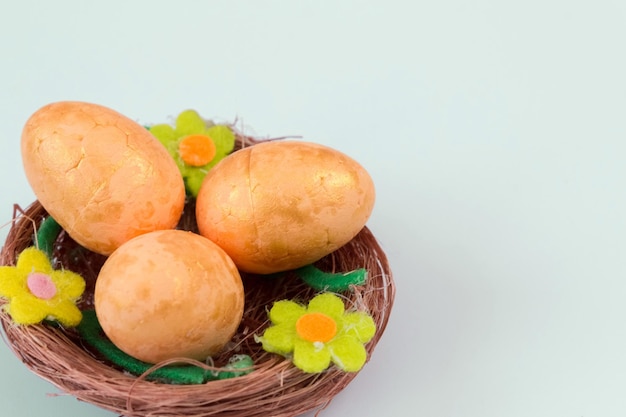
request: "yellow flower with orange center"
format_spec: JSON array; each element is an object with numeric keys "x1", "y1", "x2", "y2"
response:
[
  {"x1": 149, "y1": 110, "x2": 236, "y2": 197},
  {"x1": 256, "y1": 293, "x2": 376, "y2": 373}
]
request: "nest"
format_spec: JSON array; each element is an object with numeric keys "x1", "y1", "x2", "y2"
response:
[{"x1": 0, "y1": 139, "x2": 395, "y2": 417}]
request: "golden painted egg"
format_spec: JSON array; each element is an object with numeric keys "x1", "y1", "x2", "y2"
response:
[
  {"x1": 94, "y1": 229, "x2": 244, "y2": 364},
  {"x1": 21, "y1": 101, "x2": 185, "y2": 255},
  {"x1": 195, "y1": 140, "x2": 375, "y2": 274}
]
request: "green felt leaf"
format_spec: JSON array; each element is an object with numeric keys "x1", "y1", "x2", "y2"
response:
[
  {"x1": 296, "y1": 264, "x2": 367, "y2": 292},
  {"x1": 77, "y1": 310, "x2": 253, "y2": 384},
  {"x1": 35, "y1": 215, "x2": 61, "y2": 259}
]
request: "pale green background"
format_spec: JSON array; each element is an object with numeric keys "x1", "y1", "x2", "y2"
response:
[{"x1": 1, "y1": 1, "x2": 626, "y2": 416}]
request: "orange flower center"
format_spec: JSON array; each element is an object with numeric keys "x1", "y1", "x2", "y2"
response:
[
  {"x1": 296, "y1": 312, "x2": 337, "y2": 343},
  {"x1": 27, "y1": 272, "x2": 57, "y2": 300},
  {"x1": 178, "y1": 134, "x2": 216, "y2": 166}
]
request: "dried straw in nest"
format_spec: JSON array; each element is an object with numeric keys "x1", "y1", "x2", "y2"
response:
[{"x1": 0, "y1": 137, "x2": 395, "y2": 417}]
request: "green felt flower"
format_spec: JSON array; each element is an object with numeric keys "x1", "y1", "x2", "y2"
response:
[
  {"x1": 256, "y1": 293, "x2": 376, "y2": 373},
  {"x1": 149, "y1": 110, "x2": 235, "y2": 197}
]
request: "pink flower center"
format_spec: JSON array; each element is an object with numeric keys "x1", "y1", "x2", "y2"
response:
[{"x1": 27, "y1": 272, "x2": 57, "y2": 300}]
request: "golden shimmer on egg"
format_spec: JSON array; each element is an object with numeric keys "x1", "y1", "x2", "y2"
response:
[
  {"x1": 21, "y1": 101, "x2": 186, "y2": 255},
  {"x1": 94, "y1": 230, "x2": 245, "y2": 364},
  {"x1": 195, "y1": 140, "x2": 376, "y2": 274}
]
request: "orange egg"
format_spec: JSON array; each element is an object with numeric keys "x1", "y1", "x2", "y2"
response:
[
  {"x1": 94, "y1": 230, "x2": 244, "y2": 364},
  {"x1": 21, "y1": 101, "x2": 185, "y2": 255},
  {"x1": 196, "y1": 140, "x2": 376, "y2": 274}
]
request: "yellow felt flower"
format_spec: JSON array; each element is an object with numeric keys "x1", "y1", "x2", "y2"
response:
[
  {"x1": 0, "y1": 247, "x2": 85, "y2": 327},
  {"x1": 256, "y1": 293, "x2": 376, "y2": 373},
  {"x1": 149, "y1": 110, "x2": 236, "y2": 197}
]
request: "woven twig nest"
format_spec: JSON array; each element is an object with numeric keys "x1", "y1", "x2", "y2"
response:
[{"x1": 0, "y1": 139, "x2": 395, "y2": 417}]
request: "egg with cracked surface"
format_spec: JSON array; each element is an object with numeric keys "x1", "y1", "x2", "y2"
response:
[
  {"x1": 21, "y1": 101, "x2": 185, "y2": 255},
  {"x1": 195, "y1": 140, "x2": 376, "y2": 274},
  {"x1": 94, "y1": 229, "x2": 245, "y2": 364}
]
